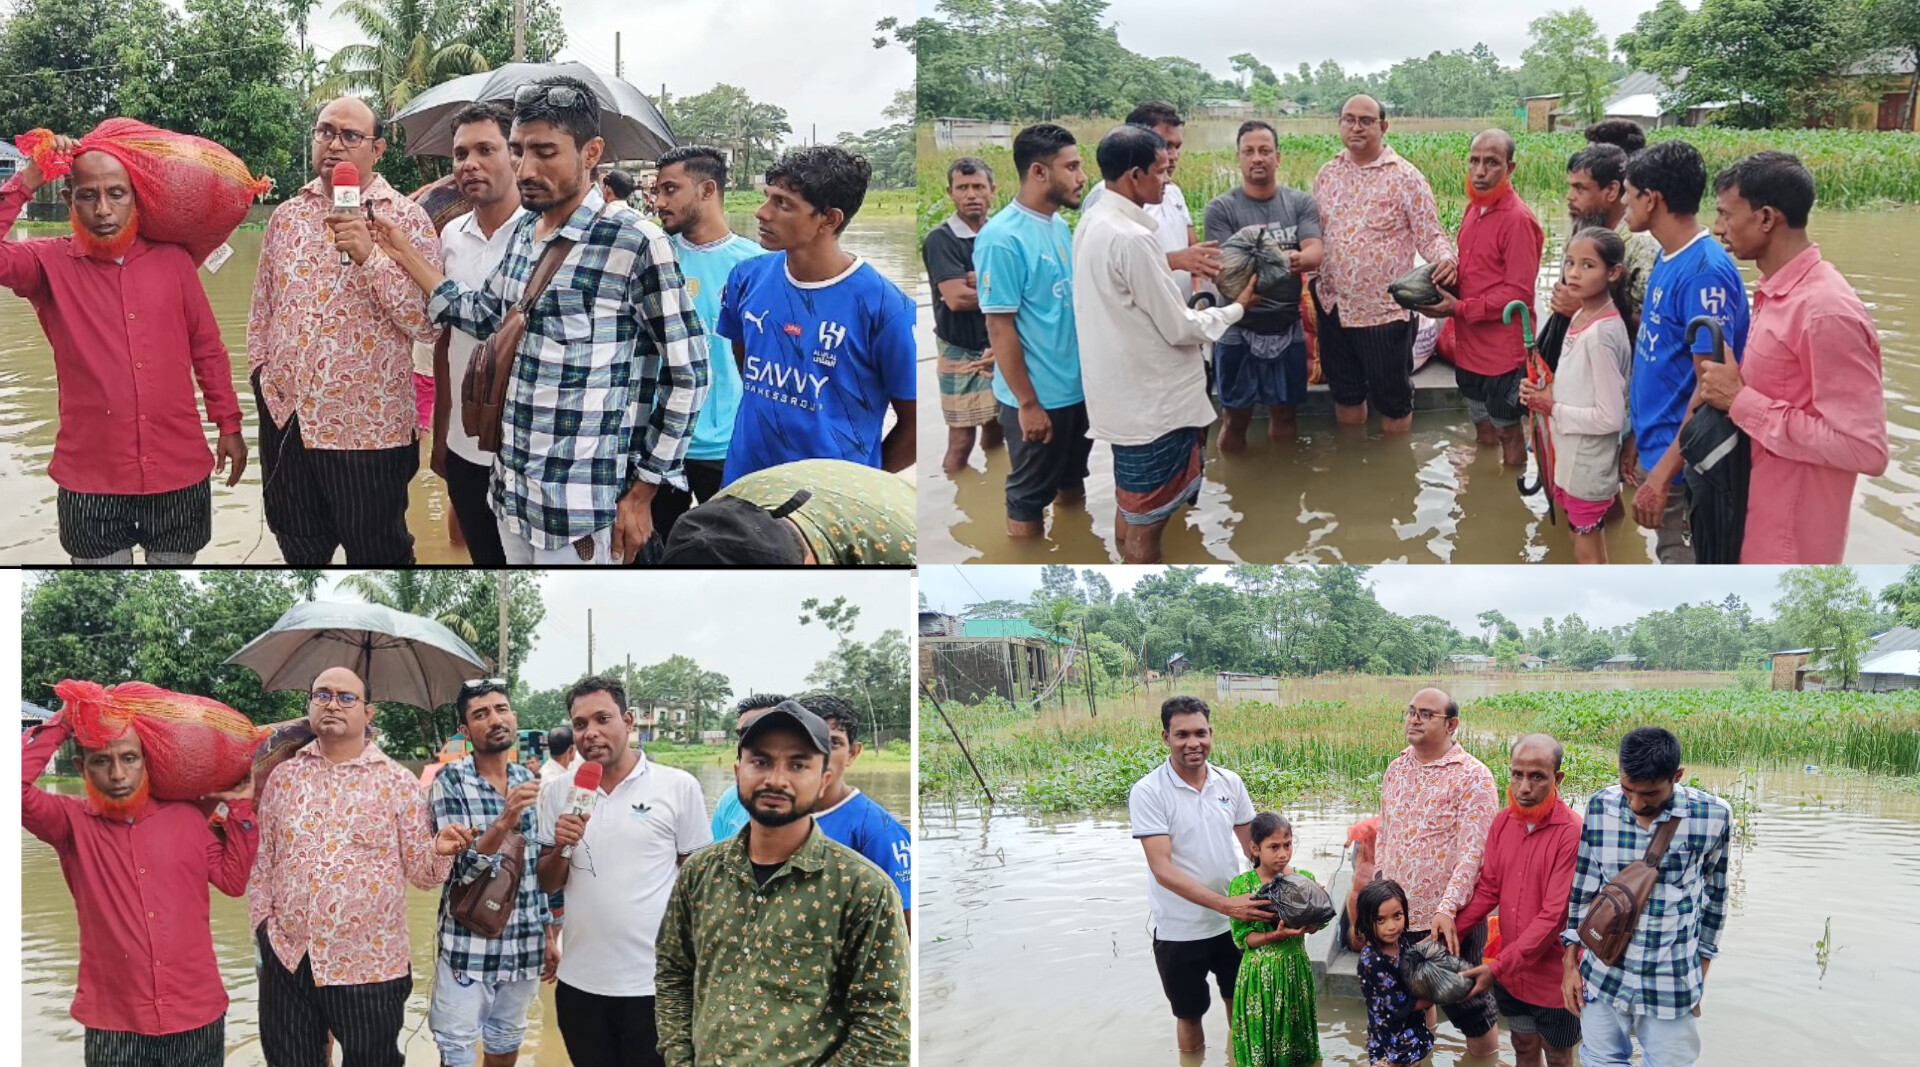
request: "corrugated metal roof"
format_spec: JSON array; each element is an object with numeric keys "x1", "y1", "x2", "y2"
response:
[
  {"x1": 1871, "y1": 626, "x2": 1920, "y2": 653},
  {"x1": 1861, "y1": 649, "x2": 1920, "y2": 677},
  {"x1": 958, "y1": 618, "x2": 1072, "y2": 643}
]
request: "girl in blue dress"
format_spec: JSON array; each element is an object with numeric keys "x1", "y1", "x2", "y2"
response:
[{"x1": 1354, "y1": 878, "x2": 1433, "y2": 1066}]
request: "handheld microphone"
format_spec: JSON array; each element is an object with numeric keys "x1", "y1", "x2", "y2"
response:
[
  {"x1": 331, "y1": 160, "x2": 361, "y2": 266},
  {"x1": 560, "y1": 759, "x2": 603, "y2": 858}
]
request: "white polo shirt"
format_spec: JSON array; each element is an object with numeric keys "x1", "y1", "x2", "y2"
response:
[
  {"x1": 1083, "y1": 179, "x2": 1194, "y2": 291},
  {"x1": 535, "y1": 751, "x2": 712, "y2": 996},
  {"x1": 1128, "y1": 759, "x2": 1255, "y2": 941},
  {"x1": 441, "y1": 205, "x2": 531, "y2": 465}
]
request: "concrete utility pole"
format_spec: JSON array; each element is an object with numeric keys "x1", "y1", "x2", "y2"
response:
[
  {"x1": 497, "y1": 571, "x2": 509, "y2": 678},
  {"x1": 616, "y1": 32, "x2": 623, "y2": 79},
  {"x1": 587, "y1": 609, "x2": 595, "y2": 675},
  {"x1": 514, "y1": 0, "x2": 526, "y2": 62}
]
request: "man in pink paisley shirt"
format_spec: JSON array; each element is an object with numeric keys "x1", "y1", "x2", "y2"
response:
[
  {"x1": 1376, "y1": 686, "x2": 1501, "y2": 1057},
  {"x1": 247, "y1": 97, "x2": 443, "y2": 566},
  {"x1": 1695, "y1": 150, "x2": 1887, "y2": 563},
  {"x1": 1311, "y1": 95, "x2": 1456, "y2": 433},
  {"x1": 248, "y1": 666, "x2": 475, "y2": 1067}
]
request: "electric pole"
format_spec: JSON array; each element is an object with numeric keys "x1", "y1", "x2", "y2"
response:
[
  {"x1": 514, "y1": 0, "x2": 526, "y2": 62},
  {"x1": 616, "y1": 32, "x2": 623, "y2": 80},
  {"x1": 496, "y1": 571, "x2": 509, "y2": 679},
  {"x1": 587, "y1": 609, "x2": 595, "y2": 675}
]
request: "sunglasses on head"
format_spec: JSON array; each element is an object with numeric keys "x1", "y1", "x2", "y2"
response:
[
  {"x1": 514, "y1": 84, "x2": 590, "y2": 111},
  {"x1": 464, "y1": 677, "x2": 508, "y2": 689}
]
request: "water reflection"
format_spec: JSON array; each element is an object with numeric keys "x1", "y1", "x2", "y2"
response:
[
  {"x1": 919, "y1": 207, "x2": 1920, "y2": 563},
  {"x1": 20, "y1": 761, "x2": 909, "y2": 1065},
  {"x1": 0, "y1": 213, "x2": 920, "y2": 564},
  {"x1": 918, "y1": 765, "x2": 1919, "y2": 1065}
]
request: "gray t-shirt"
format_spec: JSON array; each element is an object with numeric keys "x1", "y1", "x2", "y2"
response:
[{"x1": 1203, "y1": 185, "x2": 1322, "y2": 334}]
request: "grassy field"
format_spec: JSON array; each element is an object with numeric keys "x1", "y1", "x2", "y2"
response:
[
  {"x1": 917, "y1": 126, "x2": 1920, "y2": 238},
  {"x1": 920, "y1": 675, "x2": 1920, "y2": 813},
  {"x1": 727, "y1": 186, "x2": 913, "y2": 219}
]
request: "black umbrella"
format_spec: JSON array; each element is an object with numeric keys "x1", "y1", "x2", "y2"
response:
[
  {"x1": 1678, "y1": 315, "x2": 1749, "y2": 564},
  {"x1": 391, "y1": 62, "x2": 676, "y2": 161}
]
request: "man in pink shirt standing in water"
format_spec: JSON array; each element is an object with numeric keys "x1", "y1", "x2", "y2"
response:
[{"x1": 1695, "y1": 151, "x2": 1887, "y2": 563}]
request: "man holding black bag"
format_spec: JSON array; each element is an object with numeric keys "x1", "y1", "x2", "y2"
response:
[
  {"x1": 427, "y1": 679, "x2": 555, "y2": 1067},
  {"x1": 1560, "y1": 727, "x2": 1732, "y2": 1067}
]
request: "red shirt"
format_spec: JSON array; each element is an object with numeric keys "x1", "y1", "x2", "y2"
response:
[
  {"x1": 20, "y1": 714, "x2": 258, "y2": 1036},
  {"x1": 1730, "y1": 243, "x2": 1887, "y2": 563},
  {"x1": 0, "y1": 175, "x2": 242, "y2": 495},
  {"x1": 1452, "y1": 799, "x2": 1581, "y2": 1010},
  {"x1": 1451, "y1": 186, "x2": 1543, "y2": 376}
]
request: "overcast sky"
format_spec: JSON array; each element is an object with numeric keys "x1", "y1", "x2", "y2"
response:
[
  {"x1": 919, "y1": 565, "x2": 1910, "y2": 637},
  {"x1": 918, "y1": 0, "x2": 1677, "y2": 82},
  {"x1": 306, "y1": 570, "x2": 909, "y2": 696},
  {"x1": 281, "y1": 0, "x2": 911, "y2": 146}
]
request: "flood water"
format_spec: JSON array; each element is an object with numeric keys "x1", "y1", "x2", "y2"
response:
[
  {"x1": 918, "y1": 764, "x2": 1918, "y2": 1066},
  {"x1": 0, "y1": 213, "x2": 920, "y2": 564},
  {"x1": 21, "y1": 758, "x2": 909, "y2": 1065},
  {"x1": 918, "y1": 207, "x2": 1920, "y2": 564}
]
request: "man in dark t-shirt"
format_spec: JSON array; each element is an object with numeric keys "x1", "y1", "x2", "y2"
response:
[
  {"x1": 923, "y1": 157, "x2": 1004, "y2": 471},
  {"x1": 1202, "y1": 121, "x2": 1323, "y2": 451}
]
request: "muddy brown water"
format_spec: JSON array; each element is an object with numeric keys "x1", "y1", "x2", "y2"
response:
[
  {"x1": 20, "y1": 759, "x2": 908, "y2": 1065},
  {"x1": 918, "y1": 207, "x2": 1920, "y2": 564},
  {"x1": 918, "y1": 764, "x2": 1918, "y2": 1066},
  {"x1": 0, "y1": 213, "x2": 919, "y2": 564}
]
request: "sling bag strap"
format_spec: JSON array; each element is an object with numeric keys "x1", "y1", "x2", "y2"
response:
[{"x1": 1575, "y1": 810, "x2": 1682, "y2": 967}]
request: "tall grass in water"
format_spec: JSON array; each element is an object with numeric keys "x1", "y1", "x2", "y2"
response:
[
  {"x1": 917, "y1": 127, "x2": 1920, "y2": 239},
  {"x1": 921, "y1": 686, "x2": 1920, "y2": 812}
]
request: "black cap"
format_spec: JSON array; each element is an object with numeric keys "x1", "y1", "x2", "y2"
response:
[
  {"x1": 736, "y1": 699, "x2": 833, "y2": 756},
  {"x1": 659, "y1": 492, "x2": 811, "y2": 565}
]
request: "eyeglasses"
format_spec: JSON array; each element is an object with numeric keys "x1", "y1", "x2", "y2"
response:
[
  {"x1": 464, "y1": 677, "x2": 508, "y2": 689},
  {"x1": 312, "y1": 124, "x2": 373, "y2": 148},
  {"x1": 310, "y1": 689, "x2": 364, "y2": 708},
  {"x1": 1403, "y1": 706, "x2": 1455, "y2": 722},
  {"x1": 1338, "y1": 114, "x2": 1381, "y2": 129},
  {"x1": 514, "y1": 84, "x2": 590, "y2": 111}
]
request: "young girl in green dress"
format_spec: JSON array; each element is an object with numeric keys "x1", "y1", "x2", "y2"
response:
[{"x1": 1229, "y1": 812, "x2": 1324, "y2": 1067}]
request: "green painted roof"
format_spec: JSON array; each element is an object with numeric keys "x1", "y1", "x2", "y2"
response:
[{"x1": 960, "y1": 618, "x2": 1072, "y2": 644}]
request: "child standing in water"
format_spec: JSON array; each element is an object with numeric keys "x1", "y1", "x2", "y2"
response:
[
  {"x1": 1521, "y1": 225, "x2": 1636, "y2": 564},
  {"x1": 1356, "y1": 878, "x2": 1433, "y2": 1066},
  {"x1": 1228, "y1": 812, "x2": 1322, "y2": 1067}
]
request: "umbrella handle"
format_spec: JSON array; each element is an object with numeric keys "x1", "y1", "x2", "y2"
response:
[
  {"x1": 1502, "y1": 300, "x2": 1535, "y2": 351},
  {"x1": 1685, "y1": 315, "x2": 1727, "y2": 363}
]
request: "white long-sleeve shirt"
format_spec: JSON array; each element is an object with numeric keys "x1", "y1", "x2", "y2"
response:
[
  {"x1": 1071, "y1": 188, "x2": 1242, "y2": 446},
  {"x1": 1550, "y1": 308, "x2": 1632, "y2": 502}
]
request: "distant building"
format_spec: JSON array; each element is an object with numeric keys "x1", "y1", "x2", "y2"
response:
[
  {"x1": 1790, "y1": 625, "x2": 1920, "y2": 691},
  {"x1": 1519, "y1": 654, "x2": 1547, "y2": 671},
  {"x1": 0, "y1": 142, "x2": 23, "y2": 183},
  {"x1": 933, "y1": 117, "x2": 1013, "y2": 151},
  {"x1": 1448, "y1": 653, "x2": 1492, "y2": 673},
  {"x1": 1217, "y1": 671, "x2": 1281, "y2": 702},
  {"x1": 1597, "y1": 654, "x2": 1646, "y2": 671},
  {"x1": 1529, "y1": 71, "x2": 1728, "y2": 132},
  {"x1": 919, "y1": 611, "x2": 961, "y2": 637},
  {"x1": 1843, "y1": 50, "x2": 1920, "y2": 131},
  {"x1": 921, "y1": 618, "x2": 1072, "y2": 705},
  {"x1": 1166, "y1": 651, "x2": 1190, "y2": 676}
]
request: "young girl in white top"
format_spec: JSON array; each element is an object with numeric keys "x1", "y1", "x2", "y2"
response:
[{"x1": 1520, "y1": 226, "x2": 1635, "y2": 564}]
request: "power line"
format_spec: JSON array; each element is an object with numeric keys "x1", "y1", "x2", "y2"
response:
[{"x1": 22, "y1": 40, "x2": 289, "y2": 78}]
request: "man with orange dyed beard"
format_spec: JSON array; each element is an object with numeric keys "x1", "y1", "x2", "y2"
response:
[
  {"x1": 21, "y1": 706, "x2": 257, "y2": 1067},
  {"x1": 0, "y1": 133, "x2": 246, "y2": 564}
]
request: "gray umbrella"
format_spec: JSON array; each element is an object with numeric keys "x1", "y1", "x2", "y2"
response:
[
  {"x1": 224, "y1": 601, "x2": 489, "y2": 711},
  {"x1": 391, "y1": 61, "x2": 676, "y2": 161}
]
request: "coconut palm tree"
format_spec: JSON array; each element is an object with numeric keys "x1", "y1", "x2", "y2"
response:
[
  {"x1": 319, "y1": 0, "x2": 489, "y2": 115},
  {"x1": 335, "y1": 571, "x2": 482, "y2": 646}
]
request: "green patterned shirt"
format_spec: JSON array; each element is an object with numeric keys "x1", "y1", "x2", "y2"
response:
[
  {"x1": 656, "y1": 820, "x2": 911, "y2": 1067},
  {"x1": 711, "y1": 458, "x2": 915, "y2": 565}
]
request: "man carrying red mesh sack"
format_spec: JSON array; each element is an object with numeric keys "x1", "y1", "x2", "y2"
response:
[
  {"x1": 21, "y1": 692, "x2": 257, "y2": 1067},
  {"x1": 1, "y1": 128, "x2": 250, "y2": 564}
]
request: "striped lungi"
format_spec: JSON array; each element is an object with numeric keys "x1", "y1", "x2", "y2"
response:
[
  {"x1": 937, "y1": 340, "x2": 998, "y2": 427},
  {"x1": 1112, "y1": 426, "x2": 1206, "y2": 526}
]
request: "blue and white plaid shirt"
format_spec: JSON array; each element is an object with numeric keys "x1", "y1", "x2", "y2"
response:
[
  {"x1": 1561, "y1": 783, "x2": 1732, "y2": 1018},
  {"x1": 429, "y1": 187, "x2": 709, "y2": 549},
  {"x1": 428, "y1": 757, "x2": 555, "y2": 982}
]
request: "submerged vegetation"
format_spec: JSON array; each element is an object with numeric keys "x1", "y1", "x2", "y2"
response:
[
  {"x1": 921, "y1": 686, "x2": 1920, "y2": 813},
  {"x1": 918, "y1": 128, "x2": 1920, "y2": 239}
]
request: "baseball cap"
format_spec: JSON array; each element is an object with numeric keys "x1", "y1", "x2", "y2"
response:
[
  {"x1": 659, "y1": 491, "x2": 811, "y2": 565},
  {"x1": 736, "y1": 699, "x2": 833, "y2": 756}
]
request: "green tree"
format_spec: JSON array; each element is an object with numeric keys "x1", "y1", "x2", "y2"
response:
[
  {"x1": 662, "y1": 83, "x2": 792, "y2": 189},
  {"x1": 836, "y1": 87, "x2": 914, "y2": 189},
  {"x1": 320, "y1": 0, "x2": 488, "y2": 189},
  {"x1": 1615, "y1": 0, "x2": 1691, "y2": 69},
  {"x1": 1523, "y1": 7, "x2": 1615, "y2": 125},
  {"x1": 0, "y1": 0, "x2": 176, "y2": 137},
  {"x1": 157, "y1": 0, "x2": 302, "y2": 190},
  {"x1": 1776, "y1": 565, "x2": 1877, "y2": 690},
  {"x1": 448, "y1": 572, "x2": 548, "y2": 685},
  {"x1": 1645, "y1": 0, "x2": 1871, "y2": 127},
  {"x1": 805, "y1": 629, "x2": 910, "y2": 737},
  {"x1": 1493, "y1": 635, "x2": 1525, "y2": 671},
  {"x1": 459, "y1": 0, "x2": 566, "y2": 66},
  {"x1": 630, "y1": 654, "x2": 733, "y2": 740},
  {"x1": 1880, "y1": 564, "x2": 1920, "y2": 626},
  {"x1": 336, "y1": 571, "x2": 482, "y2": 645}
]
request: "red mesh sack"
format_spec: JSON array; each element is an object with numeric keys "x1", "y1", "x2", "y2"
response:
[
  {"x1": 16, "y1": 119, "x2": 273, "y2": 265},
  {"x1": 56, "y1": 679, "x2": 263, "y2": 800}
]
